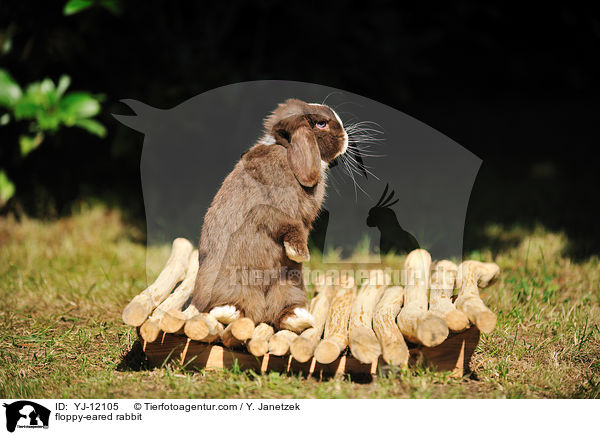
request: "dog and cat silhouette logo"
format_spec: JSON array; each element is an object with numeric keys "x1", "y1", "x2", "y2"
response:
[
  {"x1": 115, "y1": 82, "x2": 482, "y2": 266},
  {"x1": 3, "y1": 401, "x2": 50, "y2": 432}
]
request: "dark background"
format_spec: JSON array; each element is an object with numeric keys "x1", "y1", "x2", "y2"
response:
[{"x1": 1, "y1": 1, "x2": 598, "y2": 258}]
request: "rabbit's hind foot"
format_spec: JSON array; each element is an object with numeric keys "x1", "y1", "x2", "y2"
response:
[
  {"x1": 279, "y1": 307, "x2": 315, "y2": 333},
  {"x1": 209, "y1": 305, "x2": 242, "y2": 325}
]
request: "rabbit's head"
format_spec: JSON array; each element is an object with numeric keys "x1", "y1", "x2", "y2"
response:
[{"x1": 261, "y1": 99, "x2": 348, "y2": 187}]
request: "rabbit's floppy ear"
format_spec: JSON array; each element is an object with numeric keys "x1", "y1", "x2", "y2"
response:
[{"x1": 273, "y1": 115, "x2": 321, "y2": 187}]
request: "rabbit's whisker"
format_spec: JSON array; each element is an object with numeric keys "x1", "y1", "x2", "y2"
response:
[
  {"x1": 348, "y1": 133, "x2": 384, "y2": 140},
  {"x1": 348, "y1": 148, "x2": 385, "y2": 158},
  {"x1": 321, "y1": 91, "x2": 344, "y2": 106},
  {"x1": 347, "y1": 130, "x2": 383, "y2": 139},
  {"x1": 340, "y1": 155, "x2": 359, "y2": 199},
  {"x1": 344, "y1": 153, "x2": 380, "y2": 180},
  {"x1": 342, "y1": 156, "x2": 369, "y2": 200},
  {"x1": 347, "y1": 140, "x2": 385, "y2": 156},
  {"x1": 340, "y1": 154, "x2": 368, "y2": 199},
  {"x1": 346, "y1": 120, "x2": 384, "y2": 129},
  {"x1": 338, "y1": 116, "x2": 385, "y2": 198},
  {"x1": 344, "y1": 150, "x2": 376, "y2": 170},
  {"x1": 349, "y1": 147, "x2": 383, "y2": 153},
  {"x1": 346, "y1": 127, "x2": 384, "y2": 135},
  {"x1": 347, "y1": 133, "x2": 384, "y2": 140}
]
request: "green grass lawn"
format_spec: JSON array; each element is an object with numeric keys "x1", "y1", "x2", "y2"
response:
[{"x1": 1, "y1": 206, "x2": 598, "y2": 398}]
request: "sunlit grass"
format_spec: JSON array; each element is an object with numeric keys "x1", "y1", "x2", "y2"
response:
[{"x1": 0, "y1": 205, "x2": 598, "y2": 398}]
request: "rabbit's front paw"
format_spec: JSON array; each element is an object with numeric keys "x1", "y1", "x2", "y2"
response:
[
  {"x1": 284, "y1": 241, "x2": 310, "y2": 263},
  {"x1": 280, "y1": 308, "x2": 315, "y2": 333}
]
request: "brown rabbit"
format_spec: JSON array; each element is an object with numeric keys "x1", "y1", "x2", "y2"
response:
[{"x1": 190, "y1": 99, "x2": 348, "y2": 332}]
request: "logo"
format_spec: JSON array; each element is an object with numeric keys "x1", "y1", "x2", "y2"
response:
[
  {"x1": 3, "y1": 401, "x2": 50, "y2": 433},
  {"x1": 114, "y1": 82, "x2": 480, "y2": 275}
]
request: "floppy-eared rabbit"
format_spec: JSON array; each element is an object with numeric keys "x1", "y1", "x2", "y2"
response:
[{"x1": 190, "y1": 99, "x2": 348, "y2": 332}]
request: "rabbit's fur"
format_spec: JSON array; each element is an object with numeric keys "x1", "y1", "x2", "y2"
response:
[{"x1": 190, "y1": 99, "x2": 348, "y2": 330}]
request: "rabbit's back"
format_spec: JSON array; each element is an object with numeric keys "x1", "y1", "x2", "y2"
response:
[
  {"x1": 200, "y1": 144, "x2": 307, "y2": 251},
  {"x1": 191, "y1": 144, "x2": 325, "y2": 320}
]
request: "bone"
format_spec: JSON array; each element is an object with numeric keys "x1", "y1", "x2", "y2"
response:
[
  {"x1": 122, "y1": 238, "x2": 193, "y2": 326},
  {"x1": 162, "y1": 301, "x2": 241, "y2": 335},
  {"x1": 290, "y1": 290, "x2": 333, "y2": 363},
  {"x1": 184, "y1": 312, "x2": 224, "y2": 342},
  {"x1": 267, "y1": 330, "x2": 298, "y2": 356},
  {"x1": 397, "y1": 249, "x2": 449, "y2": 347},
  {"x1": 246, "y1": 323, "x2": 275, "y2": 357},
  {"x1": 472, "y1": 261, "x2": 501, "y2": 287},
  {"x1": 159, "y1": 308, "x2": 190, "y2": 334},
  {"x1": 455, "y1": 260, "x2": 499, "y2": 334},
  {"x1": 348, "y1": 270, "x2": 389, "y2": 364},
  {"x1": 429, "y1": 260, "x2": 469, "y2": 333},
  {"x1": 313, "y1": 273, "x2": 338, "y2": 300},
  {"x1": 314, "y1": 286, "x2": 356, "y2": 364},
  {"x1": 139, "y1": 250, "x2": 200, "y2": 342},
  {"x1": 220, "y1": 317, "x2": 255, "y2": 348},
  {"x1": 373, "y1": 285, "x2": 409, "y2": 366}
]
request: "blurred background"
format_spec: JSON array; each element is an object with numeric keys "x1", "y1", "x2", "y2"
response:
[{"x1": 1, "y1": 1, "x2": 598, "y2": 259}]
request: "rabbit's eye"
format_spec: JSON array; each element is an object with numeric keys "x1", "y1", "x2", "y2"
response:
[{"x1": 315, "y1": 121, "x2": 327, "y2": 129}]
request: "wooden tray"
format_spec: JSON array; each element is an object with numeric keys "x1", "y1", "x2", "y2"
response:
[{"x1": 139, "y1": 326, "x2": 480, "y2": 379}]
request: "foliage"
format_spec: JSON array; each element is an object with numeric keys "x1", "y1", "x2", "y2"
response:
[
  {"x1": 63, "y1": 0, "x2": 122, "y2": 16},
  {"x1": 0, "y1": 69, "x2": 105, "y2": 206},
  {"x1": 0, "y1": 170, "x2": 15, "y2": 207}
]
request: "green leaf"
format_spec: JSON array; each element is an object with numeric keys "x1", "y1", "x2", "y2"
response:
[
  {"x1": 0, "y1": 113, "x2": 10, "y2": 125},
  {"x1": 22, "y1": 82, "x2": 46, "y2": 107},
  {"x1": 24, "y1": 81, "x2": 42, "y2": 96},
  {"x1": 39, "y1": 78, "x2": 55, "y2": 95},
  {"x1": 42, "y1": 79, "x2": 61, "y2": 107},
  {"x1": 60, "y1": 92, "x2": 100, "y2": 118},
  {"x1": 13, "y1": 100, "x2": 41, "y2": 119},
  {"x1": 74, "y1": 118, "x2": 106, "y2": 137},
  {"x1": 56, "y1": 75, "x2": 71, "y2": 97},
  {"x1": 63, "y1": 0, "x2": 94, "y2": 15},
  {"x1": 0, "y1": 169, "x2": 16, "y2": 207},
  {"x1": 19, "y1": 133, "x2": 44, "y2": 157},
  {"x1": 0, "y1": 69, "x2": 22, "y2": 108}
]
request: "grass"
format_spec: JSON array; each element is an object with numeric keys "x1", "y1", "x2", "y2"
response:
[{"x1": 0, "y1": 205, "x2": 599, "y2": 398}]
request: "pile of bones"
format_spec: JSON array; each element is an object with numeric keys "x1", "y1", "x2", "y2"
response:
[{"x1": 123, "y1": 238, "x2": 500, "y2": 367}]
